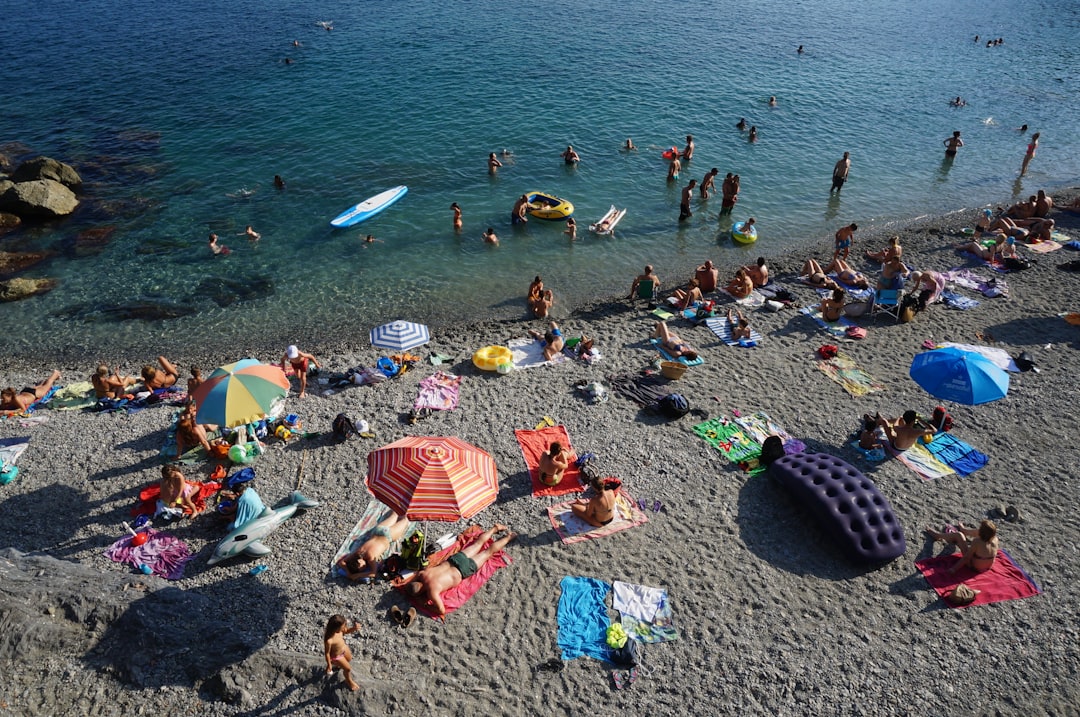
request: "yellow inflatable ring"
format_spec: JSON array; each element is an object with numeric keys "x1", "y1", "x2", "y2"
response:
[{"x1": 473, "y1": 345, "x2": 513, "y2": 372}]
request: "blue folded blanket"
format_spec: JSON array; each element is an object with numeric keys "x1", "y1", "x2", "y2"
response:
[
  {"x1": 923, "y1": 432, "x2": 989, "y2": 476},
  {"x1": 557, "y1": 576, "x2": 612, "y2": 662}
]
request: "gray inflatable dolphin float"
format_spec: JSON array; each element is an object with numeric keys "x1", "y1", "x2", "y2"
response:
[{"x1": 208, "y1": 490, "x2": 319, "y2": 565}]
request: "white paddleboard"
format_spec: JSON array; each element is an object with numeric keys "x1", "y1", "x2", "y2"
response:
[{"x1": 330, "y1": 185, "x2": 408, "y2": 228}]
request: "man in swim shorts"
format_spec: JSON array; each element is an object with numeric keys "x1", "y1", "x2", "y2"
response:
[
  {"x1": 393, "y1": 524, "x2": 516, "y2": 617},
  {"x1": 831, "y1": 152, "x2": 850, "y2": 193},
  {"x1": 1, "y1": 370, "x2": 61, "y2": 412},
  {"x1": 834, "y1": 223, "x2": 857, "y2": 259},
  {"x1": 528, "y1": 321, "x2": 564, "y2": 361},
  {"x1": 679, "y1": 179, "x2": 697, "y2": 221},
  {"x1": 337, "y1": 512, "x2": 412, "y2": 582},
  {"x1": 943, "y1": 131, "x2": 963, "y2": 158},
  {"x1": 511, "y1": 194, "x2": 529, "y2": 225},
  {"x1": 281, "y1": 345, "x2": 321, "y2": 398}
]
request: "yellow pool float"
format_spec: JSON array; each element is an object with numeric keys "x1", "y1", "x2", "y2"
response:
[
  {"x1": 526, "y1": 191, "x2": 574, "y2": 220},
  {"x1": 473, "y1": 345, "x2": 513, "y2": 372}
]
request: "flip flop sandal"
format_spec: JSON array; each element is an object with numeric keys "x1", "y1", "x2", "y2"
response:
[
  {"x1": 389, "y1": 606, "x2": 404, "y2": 626},
  {"x1": 628, "y1": 667, "x2": 639, "y2": 686},
  {"x1": 1005, "y1": 505, "x2": 1021, "y2": 523},
  {"x1": 652, "y1": 500, "x2": 663, "y2": 513},
  {"x1": 402, "y1": 607, "x2": 417, "y2": 629},
  {"x1": 611, "y1": 670, "x2": 625, "y2": 690},
  {"x1": 637, "y1": 498, "x2": 647, "y2": 512}
]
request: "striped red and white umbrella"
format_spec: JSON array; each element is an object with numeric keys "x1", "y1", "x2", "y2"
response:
[{"x1": 365, "y1": 436, "x2": 499, "y2": 521}]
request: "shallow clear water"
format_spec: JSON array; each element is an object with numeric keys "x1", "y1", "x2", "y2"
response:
[{"x1": 2, "y1": 0, "x2": 1078, "y2": 358}]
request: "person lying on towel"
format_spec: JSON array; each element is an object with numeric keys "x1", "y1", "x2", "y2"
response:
[
  {"x1": 571, "y1": 477, "x2": 620, "y2": 527},
  {"x1": 337, "y1": 512, "x2": 411, "y2": 582},
  {"x1": 392, "y1": 524, "x2": 516, "y2": 618},
  {"x1": 651, "y1": 321, "x2": 699, "y2": 361}
]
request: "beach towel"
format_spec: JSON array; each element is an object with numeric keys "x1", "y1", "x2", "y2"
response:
[
  {"x1": 816, "y1": 351, "x2": 886, "y2": 397},
  {"x1": 940, "y1": 289, "x2": 980, "y2": 310},
  {"x1": 649, "y1": 338, "x2": 704, "y2": 366},
  {"x1": 0, "y1": 436, "x2": 30, "y2": 473},
  {"x1": 936, "y1": 342, "x2": 1020, "y2": 372},
  {"x1": 799, "y1": 306, "x2": 855, "y2": 338},
  {"x1": 131, "y1": 480, "x2": 222, "y2": 518},
  {"x1": 48, "y1": 382, "x2": 97, "y2": 411},
  {"x1": 507, "y1": 337, "x2": 567, "y2": 370},
  {"x1": 613, "y1": 581, "x2": 679, "y2": 644},
  {"x1": 849, "y1": 440, "x2": 887, "y2": 462},
  {"x1": 721, "y1": 288, "x2": 766, "y2": 307},
  {"x1": 515, "y1": 425, "x2": 583, "y2": 497},
  {"x1": 104, "y1": 528, "x2": 194, "y2": 580},
  {"x1": 413, "y1": 371, "x2": 461, "y2": 412},
  {"x1": 1025, "y1": 239, "x2": 1062, "y2": 254},
  {"x1": 704, "y1": 316, "x2": 763, "y2": 347},
  {"x1": 331, "y1": 498, "x2": 415, "y2": 570},
  {"x1": 735, "y1": 412, "x2": 805, "y2": 454},
  {"x1": 941, "y1": 269, "x2": 1008, "y2": 298},
  {"x1": 922, "y1": 432, "x2": 989, "y2": 476},
  {"x1": 547, "y1": 490, "x2": 648, "y2": 544},
  {"x1": 886, "y1": 441, "x2": 954, "y2": 481},
  {"x1": 557, "y1": 576, "x2": 612, "y2": 662},
  {"x1": 606, "y1": 373, "x2": 672, "y2": 407},
  {"x1": 651, "y1": 308, "x2": 674, "y2": 320},
  {"x1": 691, "y1": 416, "x2": 761, "y2": 463},
  {"x1": 399, "y1": 526, "x2": 512, "y2": 619},
  {"x1": 915, "y1": 549, "x2": 1041, "y2": 608}
]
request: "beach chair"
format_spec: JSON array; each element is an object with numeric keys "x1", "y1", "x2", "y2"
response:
[{"x1": 871, "y1": 288, "x2": 902, "y2": 321}]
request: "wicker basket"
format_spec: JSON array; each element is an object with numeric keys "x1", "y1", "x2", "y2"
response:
[{"x1": 660, "y1": 361, "x2": 687, "y2": 380}]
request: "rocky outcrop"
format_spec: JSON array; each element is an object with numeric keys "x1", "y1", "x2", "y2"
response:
[
  {"x1": 0, "y1": 179, "x2": 79, "y2": 218},
  {"x1": 11, "y1": 156, "x2": 82, "y2": 190},
  {"x1": 0, "y1": 277, "x2": 57, "y2": 301}
]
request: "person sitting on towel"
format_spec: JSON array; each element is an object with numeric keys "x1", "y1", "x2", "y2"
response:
[
  {"x1": 820, "y1": 288, "x2": 846, "y2": 322},
  {"x1": 158, "y1": 464, "x2": 203, "y2": 518},
  {"x1": 1, "y1": 370, "x2": 61, "y2": 412},
  {"x1": 91, "y1": 364, "x2": 137, "y2": 400},
  {"x1": 337, "y1": 512, "x2": 412, "y2": 581},
  {"x1": 925, "y1": 519, "x2": 999, "y2": 574},
  {"x1": 875, "y1": 410, "x2": 925, "y2": 451},
  {"x1": 742, "y1": 256, "x2": 769, "y2": 287},
  {"x1": 651, "y1": 321, "x2": 699, "y2": 361},
  {"x1": 392, "y1": 524, "x2": 516, "y2": 617},
  {"x1": 176, "y1": 400, "x2": 218, "y2": 456},
  {"x1": 141, "y1": 356, "x2": 179, "y2": 391},
  {"x1": 223, "y1": 470, "x2": 265, "y2": 530},
  {"x1": 724, "y1": 267, "x2": 754, "y2": 298},
  {"x1": 671, "y1": 277, "x2": 704, "y2": 310},
  {"x1": 528, "y1": 321, "x2": 565, "y2": 361},
  {"x1": 571, "y1": 476, "x2": 619, "y2": 527},
  {"x1": 538, "y1": 441, "x2": 571, "y2": 487}
]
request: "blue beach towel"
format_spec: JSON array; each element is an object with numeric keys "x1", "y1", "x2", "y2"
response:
[
  {"x1": 704, "y1": 316, "x2": 763, "y2": 347},
  {"x1": 557, "y1": 576, "x2": 612, "y2": 662},
  {"x1": 649, "y1": 338, "x2": 704, "y2": 366},
  {"x1": 923, "y1": 432, "x2": 989, "y2": 476},
  {"x1": 941, "y1": 290, "x2": 980, "y2": 310}
]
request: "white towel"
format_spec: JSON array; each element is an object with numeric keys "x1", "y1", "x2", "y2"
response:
[{"x1": 612, "y1": 580, "x2": 667, "y2": 623}]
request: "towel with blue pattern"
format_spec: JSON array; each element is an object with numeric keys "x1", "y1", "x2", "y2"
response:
[{"x1": 704, "y1": 316, "x2": 763, "y2": 347}]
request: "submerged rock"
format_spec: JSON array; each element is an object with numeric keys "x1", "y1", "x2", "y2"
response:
[
  {"x1": 74, "y1": 225, "x2": 117, "y2": 255},
  {"x1": 52, "y1": 299, "x2": 196, "y2": 322},
  {"x1": 0, "y1": 250, "x2": 49, "y2": 275},
  {"x1": 0, "y1": 212, "x2": 20, "y2": 234},
  {"x1": 196, "y1": 276, "x2": 275, "y2": 307},
  {"x1": 11, "y1": 156, "x2": 83, "y2": 189},
  {"x1": 0, "y1": 179, "x2": 79, "y2": 218},
  {"x1": 0, "y1": 276, "x2": 57, "y2": 301}
]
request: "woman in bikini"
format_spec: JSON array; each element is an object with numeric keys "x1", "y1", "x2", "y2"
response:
[
  {"x1": 819, "y1": 288, "x2": 846, "y2": 322},
  {"x1": 537, "y1": 441, "x2": 570, "y2": 487},
  {"x1": 801, "y1": 259, "x2": 842, "y2": 291},
  {"x1": 1, "y1": 370, "x2": 62, "y2": 412},
  {"x1": 141, "y1": 356, "x2": 179, "y2": 391},
  {"x1": 336, "y1": 512, "x2": 411, "y2": 581},
  {"x1": 652, "y1": 321, "x2": 698, "y2": 361},
  {"x1": 323, "y1": 614, "x2": 361, "y2": 691},
  {"x1": 571, "y1": 476, "x2": 619, "y2": 527},
  {"x1": 91, "y1": 364, "x2": 136, "y2": 399},
  {"x1": 925, "y1": 519, "x2": 999, "y2": 574},
  {"x1": 158, "y1": 464, "x2": 202, "y2": 517}
]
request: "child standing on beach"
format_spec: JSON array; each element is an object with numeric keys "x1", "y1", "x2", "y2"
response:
[{"x1": 324, "y1": 614, "x2": 361, "y2": 691}]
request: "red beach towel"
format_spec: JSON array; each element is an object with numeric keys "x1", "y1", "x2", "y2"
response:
[
  {"x1": 915, "y1": 549, "x2": 1041, "y2": 608},
  {"x1": 514, "y1": 425, "x2": 583, "y2": 497},
  {"x1": 131, "y1": 480, "x2": 222, "y2": 517},
  {"x1": 398, "y1": 526, "x2": 512, "y2": 619}
]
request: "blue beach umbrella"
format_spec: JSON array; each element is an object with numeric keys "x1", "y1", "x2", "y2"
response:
[
  {"x1": 909, "y1": 348, "x2": 1009, "y2": 405},
  {"x1": 369, "y1": 320, "x2": 431, "y2": 352}
]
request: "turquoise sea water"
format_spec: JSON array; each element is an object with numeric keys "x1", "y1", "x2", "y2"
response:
[{"x1": 2, "y1": 0, "x2": 1079, "y2": 359}]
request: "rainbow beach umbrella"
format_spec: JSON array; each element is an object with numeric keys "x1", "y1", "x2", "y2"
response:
[
  {"x1": 192, "y1": 359, "x2": 290, "y2": 428},
  {"x1": 365, "y1": 436, "x2": 499, "y2": 521}
]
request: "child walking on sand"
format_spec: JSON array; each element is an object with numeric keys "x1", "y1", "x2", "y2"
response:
[{"x1": 324, "y1": 614, "x2": 361, "y2": 691}]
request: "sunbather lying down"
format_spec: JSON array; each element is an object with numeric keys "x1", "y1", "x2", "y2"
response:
[
  {"x1": 652, "y1": 321, "x2": 698, "y2": 361},
  {"x1": 338, "y1": 512, "x2": 411, "y2": 581},
  {"x1": 1, "y1": 370, "x2": 61, "y2": 411},
  {"x1": 392, "y1": 524, "x2": 516, "y2": 617}
]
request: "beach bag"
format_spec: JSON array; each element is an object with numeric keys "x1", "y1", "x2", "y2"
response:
[
  {"x1": 817, "y1": 344, "x2": 838, "y2": 359},
  {"x1": 1014, "y1": 351, "x2": 1037, "y2": 372},
  {"x1": 1004, "y1": 256, "x2": 1031, "y2": 272},
  {"x1": 332, "y1": 413, "x2": 356, "y2": 442},
  {"x1": 899, "y1": 294, "x2": 919, "y2": 323},
  {"x1": 401, "y1": 531, "x2": 427, "y2": 570},
  {"x1": 606, "y1": 624, "x2": 639, "y2": 665},
  {"x1": 658, "y1": 393, "x2": 690, "y2": 419},
  {"x1": 931, "y1": 406, "x2": 954, "y2": 432}
]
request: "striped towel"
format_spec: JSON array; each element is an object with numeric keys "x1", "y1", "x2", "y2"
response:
[{"x1": 705, "y1": 316, "x2": 763, "y2": 346}]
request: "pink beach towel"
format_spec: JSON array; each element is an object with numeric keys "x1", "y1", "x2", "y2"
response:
[
  {"x1": 398, "y1": 526, "x2": 512, "y2": 619},
  {"x1": 515, "y1": 425, "x2": 583, "y2": 497},
  {"x1": 105, "y1": 528, "x2": 194, "y2": 580},
  {"x1": 547, "y1": 490, "x2": 649, "y2": 545},
  {"x1": 413, "y1": 371, "x2": 462, "y2": 412},
  {"x1": 915, "y1": 549, "x2": 1041, "y2": 608}
]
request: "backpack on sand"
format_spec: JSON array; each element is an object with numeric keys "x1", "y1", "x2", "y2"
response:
[
  {"x1": 658, "y1": 393, "x2": 690, "y2": 419},
  {"x1": 332, "y1": 413, "x2": 357, "y2": 442}
]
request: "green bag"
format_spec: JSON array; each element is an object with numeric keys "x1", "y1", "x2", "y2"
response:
[{"x1": 401, "y1": 531, "x2": 428, "y2": 570}]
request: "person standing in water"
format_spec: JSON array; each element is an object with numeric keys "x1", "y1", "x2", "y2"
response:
[
  {"x1": 680, "y1": 179, "x2": 697, "y2": 221},
  {"x1": 682, "y1": 135, "x2": 695, "y2": 163},
  {"x1": 700, "y1": 168, "x2": 719, "y2": 199},
  {"x1": 943, "y1": 131, "x2": 964, "y2": 158},
  {"x1": 1020, "y1": 132, "x2": 1040, "y2": 176},
  {"x1": 831, "y1": 152, "x2": 851, "y2": 193},
  {"x1": 488, "y1": 152, "x2": 503, "y2": 174},
  {"x1": 450, "y1": 202, "x2": 462, "y2": 231}
]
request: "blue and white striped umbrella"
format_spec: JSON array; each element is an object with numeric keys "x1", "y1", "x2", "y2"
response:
[{"x1": 369, "y1": 320, "x2": 431, "y2": 351}]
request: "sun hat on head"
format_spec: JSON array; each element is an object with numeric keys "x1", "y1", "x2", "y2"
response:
[{"x1": 286, "y1": 345, "x2": 299, "y2": 359}]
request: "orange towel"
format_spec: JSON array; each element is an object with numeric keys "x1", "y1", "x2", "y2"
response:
[{"x1": 514, "y1": 425, "x2": 584, "y2": 497}]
